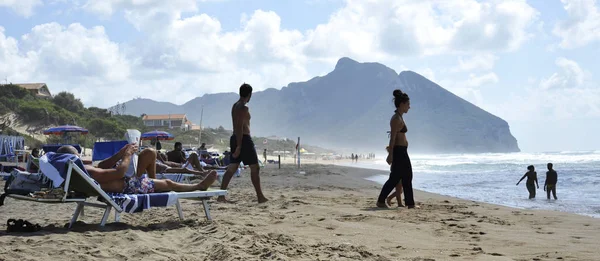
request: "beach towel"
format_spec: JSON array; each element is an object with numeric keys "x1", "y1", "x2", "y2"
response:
[
  {"x1": 105, "y1": 191, "x2": 179, "y2": 213},
  {"x1": 40, "y1": 152, "x2": 89, "y2": 188},
  {"x1": 156, "y1": 173, "x2": 187, "y2": 183}
]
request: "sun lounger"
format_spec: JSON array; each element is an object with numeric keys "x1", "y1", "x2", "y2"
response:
[
  {"x1": 42, "y1": 144, "x2": 82, "y2": 154},
  {"x1": 6, "y1": 152, "x2": 227, "y2": 227}
]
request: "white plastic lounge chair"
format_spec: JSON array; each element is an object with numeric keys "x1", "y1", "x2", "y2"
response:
[{"x1": 7, "y1": 153, "x2": 227, "y2": 228}]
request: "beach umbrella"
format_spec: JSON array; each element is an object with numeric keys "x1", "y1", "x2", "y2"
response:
[
  {"x1": 140, "y1": 130, "x2": 174, "y2": 140},
  {"x1": 43, "y1": 125, "x2": 89, "y2": 135}
]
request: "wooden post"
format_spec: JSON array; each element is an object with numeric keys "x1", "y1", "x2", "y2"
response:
[
  {"x1": 278, "y1": 155, "x2": 281, "y2": 169},
  {"x1": 297, "y1": 137, "x2": 300, "y2": 169}
]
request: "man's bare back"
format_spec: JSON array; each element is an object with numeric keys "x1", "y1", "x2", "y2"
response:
[{"x1": 232, "y1": 101, "x2": 251, "y2": 135}]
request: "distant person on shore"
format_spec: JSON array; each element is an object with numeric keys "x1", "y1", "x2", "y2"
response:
[
  {"x1": 351, "y1": 153, "x2": 354, "y2": 162},
  {"x1": 218, "y1": 83, "x2": 268, "y2": 203},
  {"x1": 263, "y1": 149, "x2": 268, "y2": 163},
  {"x1": 517, "y1": 165, "x2": 539, "y2": 199},
  {"x1": 544, "y1": 163, "x2": 558, "y2": 200},
  {"x1": 377, "y1": 89, "x2": 416, "y2": 209}
]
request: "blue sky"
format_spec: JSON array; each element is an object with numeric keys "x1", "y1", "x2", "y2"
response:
[{"x1": 1, "y1": 0, "x2": 599, "y2": 152}]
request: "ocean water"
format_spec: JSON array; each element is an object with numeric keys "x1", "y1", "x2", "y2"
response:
[{"x1": 339, "y1": 151, "x2": 600, "y2": 218}]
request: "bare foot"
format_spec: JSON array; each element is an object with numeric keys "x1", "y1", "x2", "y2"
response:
[
  {"x1": 386, "y1": 197, "x2": 393, "y2": 206},
  {"x1": 407, "y1": 205, "x2": 420, "y2": 209},
  {"x1": 197, "y1": 172, "x2": 217, "y2": 191},
  {"x1": 376, "y1": 202, "x2": 388, "y2": 208},
  {"x1": 217, "y1": 196, "x2": 234, "y2": 203},
  {"x1": 258, "y1": 197, "x2": 269, "y2": 203}
]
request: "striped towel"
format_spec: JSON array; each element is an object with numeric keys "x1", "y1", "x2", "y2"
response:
[
  {"x1": 156, "y1": 174, "x2": 186, "y2": 183},
  {"x1": 106, "y1": 192, "x2": 179, "y2": 213},
  {"x1": 40, "y1": 152, "x2": 91, "y2": 188}
]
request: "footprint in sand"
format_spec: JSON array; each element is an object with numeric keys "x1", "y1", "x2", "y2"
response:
[{"x1": 335, "y1": 214, "x2": 369, "y2": 222}]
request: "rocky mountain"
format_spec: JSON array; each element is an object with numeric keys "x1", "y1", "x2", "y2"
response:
[{"x1": 112, "y1": 57, "x2": 520, "y2": 154}]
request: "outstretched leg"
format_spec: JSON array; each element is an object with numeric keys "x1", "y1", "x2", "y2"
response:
[
  {"x1": 217, "y1": 163, "x2": 240, "y2": 202},
  {"x1": 164, "y1": 167, "x2": 207, "y2": 177},
  {"x1": 153, "y1": 171, "x2": 217, "y2": 192}
]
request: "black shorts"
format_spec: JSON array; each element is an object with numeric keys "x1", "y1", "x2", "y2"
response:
[{"x1": 229, "y1": 135, "x2": 259, "y2": 165}]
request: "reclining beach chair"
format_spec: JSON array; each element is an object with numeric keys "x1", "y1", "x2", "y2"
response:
[
  {"x1": 42, "y1": 144, "x2": 82, "y2": 154},
  {"x1": 6, "y1": 152, "x2": 227, "y2": 228}
]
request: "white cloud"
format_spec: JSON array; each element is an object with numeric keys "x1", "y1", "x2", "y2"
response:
[
  {"x1": 0, "y1": 23, "x2": 131, "y2": 105},
  {"x1": 465, "y1": 72, "x2": 499, "y2": 88},
  {"x1": 453, "y1": 54, "x2": 498, "y2": 72},
  {"x1": 0, "y1": 27, "x2": 35, "y2": 81},
  {"x1": 539, "y1": 57, "x2": 588, "y2": 89},
  {"x1": 553, "y1": 0, "x2": 600, "y2": 49},
  {"x1": 20, "y1": 23, "x2": 131, "y2": 83},
  {"x1": 2, "y1": 0, "x2": 541, "y2": 108},
  {"x1": 0, "y1": 0, "x2": 42, "y2": 17},
  {"x1": 304, "y1": 0, "x2": 539, "y2": 60},
  {"x1": 499, "y1": 57, "x2": 599, "y2": 122}
]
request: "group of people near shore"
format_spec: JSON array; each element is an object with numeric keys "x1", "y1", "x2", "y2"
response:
[{"x1": 516, "y1": 163, "x2": 559, "y2": 200}]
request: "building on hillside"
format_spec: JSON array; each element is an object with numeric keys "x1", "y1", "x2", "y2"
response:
[
  {"x1": 142, "y1": 114, "x2": 191, "y2": 130},
  {"x1": 3, "y1": 83, "x2": 52, "y2": 97}
]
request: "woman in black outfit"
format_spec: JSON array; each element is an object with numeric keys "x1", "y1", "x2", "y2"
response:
[{"x1": 377, "y1": 89, "x2": 417, "y2": 209}]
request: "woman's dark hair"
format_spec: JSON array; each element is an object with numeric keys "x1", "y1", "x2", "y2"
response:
[
  {"x1": 31, "y1": 148, "x2": 40, "y2": 157},
  {"x1": 393, "y1": 89, "x2": 410, "y2": 108},
  {"x1": 527, "y1": 165, "x2": 535, "y2": 171}
]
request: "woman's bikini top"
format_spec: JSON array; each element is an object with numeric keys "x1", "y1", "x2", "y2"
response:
[
  {"x1": 400, "y1": 124, "x2": 407, "y2": 133},
  {"x1": 395, "y1": 110, "x2": 407, "y2": 133},
  {"x1": 387, "y1": 112, "x2": 407, "y2": 136}
]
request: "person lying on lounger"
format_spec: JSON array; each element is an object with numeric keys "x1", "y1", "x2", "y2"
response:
[
  {"x1": 156, "y1": 152, "x2": 210, "y2": 176},
  {"x1": 56, "y1": 145, "x2": 217, "y2": 194}
]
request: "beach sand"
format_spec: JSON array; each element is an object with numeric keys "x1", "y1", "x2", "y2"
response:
[{"x1": 1, "y1": 164, "x2": 599, "y2": 260}]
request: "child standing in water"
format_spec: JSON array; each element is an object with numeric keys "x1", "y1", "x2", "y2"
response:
[{"x1": 517, "y1": 165, "x2": 539, "y2": 199}]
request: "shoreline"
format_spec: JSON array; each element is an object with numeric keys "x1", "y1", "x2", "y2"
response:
[
  {"x1": 1, "y1": 163, "x2": 599, "y2": 260},
  {"x1": 335, "y1": 161, "x2": 600, "y2": 220}
]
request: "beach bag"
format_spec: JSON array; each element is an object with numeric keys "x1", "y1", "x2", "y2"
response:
[{"x1": 0, "y1": 170, "x2": 51, "y2": 206}]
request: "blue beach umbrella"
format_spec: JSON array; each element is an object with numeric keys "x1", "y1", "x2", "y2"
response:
[
  {"x1": 140, "y1": 130, "x2": 174, "y2": 141},
  {"x1": 43, "y1": 125, "x2": 89, "y2": 135}
]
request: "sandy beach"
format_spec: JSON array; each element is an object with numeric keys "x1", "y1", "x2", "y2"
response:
[{"x1": 1, "y1": 163, "x2": 599, "y2": 261}]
